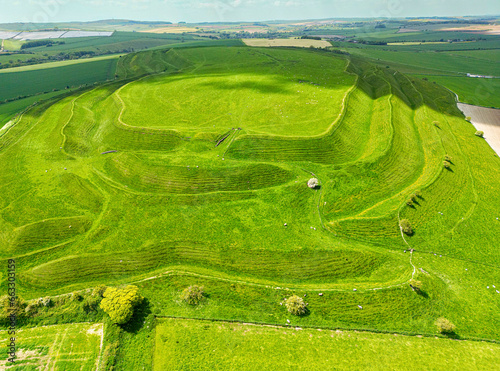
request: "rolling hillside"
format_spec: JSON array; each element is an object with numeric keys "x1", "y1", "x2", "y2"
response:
[{"x1": 1, "y1": 44, "x2": 499, "y2": 368}]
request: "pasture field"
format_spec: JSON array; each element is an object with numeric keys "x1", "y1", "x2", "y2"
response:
[
  {"x1": 414, "y1": 75, "x2": 500, "y2": 108},
  {"x1": 0, "y1": 44, "x2": 500, "y2": 369},
  {"x1": 343, "y1": 48, "x2": 500, "y2": 77},
  {"x1": 153, "y1": 318, "x2": 500, "y2": 370},
  {"x1": 0, "y1": 323, "x2": 103, "y2": 370},
  {"x1": 117, "y1": 48, "x2": 354, "y2": 136},
  {"x1": 338, "y1": 41, "x2": 500, "y2": 108}
]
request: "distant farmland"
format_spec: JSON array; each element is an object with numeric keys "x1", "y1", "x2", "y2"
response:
[
  {"x1": 0, "y1": 55, "x2": 119, "y2": 102},
  {"x1": 243, "y1": 38, "x2": 332, "y2": 48}
]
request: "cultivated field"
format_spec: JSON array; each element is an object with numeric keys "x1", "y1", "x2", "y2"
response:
[
  {"x1": 1, "y1": 44, "x2": 500, "y2": 369},
  {"x1": 0, "y1": 56, "x2": 119, "y2": 102},
  {"x1": 440, "y1": 25, "x2": 500, "y2": 35},
  {"x1": 458, "y1": 103, "x2": 500, "y2": 155},
  {"x1": 243, "y1": 38, "x2": 331, "y2": 48},
  {"x1": 144, "y1": 27, "x2": 199, "y2": 34},
  {"x1": 0, "y1": 323, "x2": 103, "y2": 370},
  {"x1": 154, "y1": 318, "x2": 500, "y2": 370}
]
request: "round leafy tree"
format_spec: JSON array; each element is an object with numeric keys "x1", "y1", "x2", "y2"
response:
[
  {"x1": 285, "y1": 295, "x2": 307, "y2": 316},
  {"x1": 475, "y1": 130, "x2": 484, "y2": 138},
  {"x1": 307, "y1": 178, "x2": 319, "y2": 189},
  {"x1": 181, "y1": 285, "x2": 205, "y2": 305},
  {"x1": 399, "y1": 219, "x2": 413, "y2": 236},
  {"x1": 436, "y1": 317, "x2": 456, "y2": 334},
  {"x1": 100, "y1": 285, "x2": 143, "y2": 325}
]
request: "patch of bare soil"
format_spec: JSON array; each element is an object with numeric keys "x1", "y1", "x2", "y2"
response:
[
  {"x1": 458, "y1": 103, "x2": 500, "y2": 156},
  {"x1": 440, "y1": 25, "x2": 500, "y2": 35}
]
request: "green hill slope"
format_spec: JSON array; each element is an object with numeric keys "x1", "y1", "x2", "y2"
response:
[{"x1": 0, "y1": 45, "x2": 499, "y2": 343}]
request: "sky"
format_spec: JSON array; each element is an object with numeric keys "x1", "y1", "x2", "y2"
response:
[{"x1": 1, "y1": 0, "x2": 499, "y2": 24}]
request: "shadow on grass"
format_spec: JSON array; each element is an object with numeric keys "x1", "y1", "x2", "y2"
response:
[
  {"x1": 300, "y1": 308, "x2": 312, "y2": 318},
  {"x1": 121, "y1": 298, "x2": 152, "y2": 334},
  {"x1": 415, "y1": 290, "x2": 429, "y2": 299},
  {"x1": 443, "y1": 332, "x2": 460, "y2": 340}
]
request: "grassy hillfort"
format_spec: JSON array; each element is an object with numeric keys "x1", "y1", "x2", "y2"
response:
[{"x1": 1, "y1": 17, "x2": 500, "y2": 370}]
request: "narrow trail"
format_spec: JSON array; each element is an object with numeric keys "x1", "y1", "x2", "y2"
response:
[
  {"x1": 397, "y1": 209, "x2": 417, "y2": 280},
  {"x1": 60, "y1": 90, "x2": 94, "y2": 159}
]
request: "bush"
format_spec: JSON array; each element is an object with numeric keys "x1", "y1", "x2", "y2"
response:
[
  {"x1": 100, "y1": 285, "x2": 143, "y2": 325},
  {"x1": 0, "y1": 295, "x2": 26, "y2": 322},
  {"x1": 181, "y1": 285, "x2": 205, "y2": 305},
  {"x1": 436, "y1": 317, "x2": 456, "y2": 334},
  {"x1": 443, "y1": 161, "x2": 451, "y2": 169},
  {"x1": 307, "y1": 178, "x2": 319, "y2": 189},
  {"x1": 93, "y1": 284, "x2": 107, "y2": 298},
  {"x1": 285, "y1": 295, "x2": 307, "y2": 316},
  {"x1": 444, "y1": 155, "x2": 452, "y2": 162},
  {"x1": 475, "y1": 130, "x2": 484, "y2": 138},
  {"x1": 400, "y1": 219, "x2": 413, "y2": 235},
  {"x1": 70, "y1": 292, "x2": 82, "y2": 302},
  {"x1": 466, "y1": 116, "x2": 471, "y2": 121},
  {"x1": 409, "y1": 278, "x2": 423, "y2": 292},
  {"x1": 24, "y1": 304, "x2": 37, "y2": 316},
  {"x1": 41, "y1": 297, "x2": 52, "y2": 307},
  {"x1": 406, "y1": 199, "x2": 414, "y2": 207},
  {"x1": 83, "y1": 295, "x2": 102, "y2": 312}
]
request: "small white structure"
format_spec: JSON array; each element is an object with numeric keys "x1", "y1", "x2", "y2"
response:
[{"x1": 308, "y1": 178, "x2": 319, "y2": 189}]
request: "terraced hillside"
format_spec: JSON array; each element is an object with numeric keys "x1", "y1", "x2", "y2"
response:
[{"x1": 1, "y1": 45, "x2": 500, "y2": 345}]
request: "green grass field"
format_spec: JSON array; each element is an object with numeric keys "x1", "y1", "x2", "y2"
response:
[
  {"x1": 338, "y1": 42, "x2": 500, "y2": 108},
  {"x1": 0, "y1": 323, "x2": 103, "y2": 370},
  {"x1": 154, "y1": 318, "x2": 500, "y2": 370},
  {"x1": 0, "y1": 56, "x2": 118, "y2": 102},
  {"x1": 0, "y1": 43, "x2": 499, "y2": 369},
  {"x1": 412, "y1": 75, "x2": 500, "y2": 108}
]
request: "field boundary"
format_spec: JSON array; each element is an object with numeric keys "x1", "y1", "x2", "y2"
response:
[{"x1": 154, "y1": 315, "x2": 500, "y2": 344}]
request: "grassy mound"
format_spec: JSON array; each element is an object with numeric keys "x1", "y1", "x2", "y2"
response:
[{"x1": 0, "y1": 45, "x2": 499, "y2": 344}]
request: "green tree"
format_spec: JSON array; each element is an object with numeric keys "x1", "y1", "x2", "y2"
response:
[
  {"x1": 436, "y1": 317, "x2": 456, "y2": 334},
  {"x1": 399, "y1": 219, "x2": 413, "y2": 235},
  {"x1": 181, "y1": 285, "x2": 205, "y2": 305},
  {"x1": 475, "y1": 130, "x2": 484, "y2": 138},
  {"x1": 93, "y1": 284, "x2": 107, "y2": 298},
  {"x1": 100, "y1": 285, "x2": 143, "y2": 325},
  {"x1": 285, "y1": 295, "x2": 308, "y2": 316}
]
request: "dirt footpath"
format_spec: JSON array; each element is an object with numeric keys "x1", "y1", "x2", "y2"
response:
[{"x1": 458, "y1": 103, "x2": 500, "y2": 156}]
